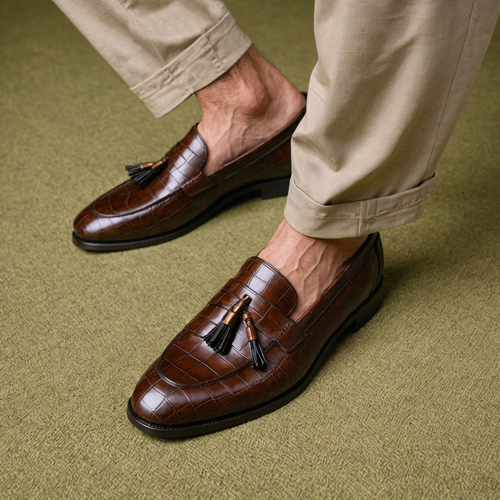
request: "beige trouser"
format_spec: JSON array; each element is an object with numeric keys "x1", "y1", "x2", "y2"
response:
[{"x1": 54, "y1": 0, "x2": 499, "y2": 238}]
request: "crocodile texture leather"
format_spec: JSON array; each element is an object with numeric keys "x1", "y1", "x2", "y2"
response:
[
  {"x1": 73, "y1": 109, "x2": 305, "y2": 243},
  {"x1": 131, "y1": 233, "x2": 384, "y2": 426}
]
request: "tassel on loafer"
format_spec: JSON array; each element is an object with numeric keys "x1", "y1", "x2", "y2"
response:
[
  {"x1": 127, "y1": 233, "x2": 385, "y2": 438},
  {"x1": 72, "y1": 102, "x2": 306, "y2": 252}
]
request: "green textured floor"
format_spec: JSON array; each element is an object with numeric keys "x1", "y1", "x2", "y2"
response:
[{"x1": 1, "y1": 1, "x2": 499, "y2": 498}]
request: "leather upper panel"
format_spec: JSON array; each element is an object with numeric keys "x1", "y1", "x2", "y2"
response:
[
  {"x1": 73, "y1": 110, "x2": 305, "y2": 242},
  {"x1": 92, "y1": 129, "x2": 208, "y2": 217},
  {"x1": 131, "y1": 234, "x2": 384, "y2": 425},
  {"x1": 157, "y1": 257, "x2": 298, "y2": 387}
]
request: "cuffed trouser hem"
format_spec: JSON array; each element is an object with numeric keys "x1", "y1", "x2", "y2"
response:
[
  {"x1": 284, "y1": 175, "x2": 436, "y2": 239},
  {"x1": 130, "y1": 13, "x2": 252, "y2": 118}
]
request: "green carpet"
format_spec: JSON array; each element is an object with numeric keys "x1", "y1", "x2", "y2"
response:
[{"x1": 1, "y1": 1, "x2": 499, "y2": 498}]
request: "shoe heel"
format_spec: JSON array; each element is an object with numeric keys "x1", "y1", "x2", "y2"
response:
[
  {"x1": 260, "y1": 176, "x2": 291, "y2": 200},
  {"x1": 350, "y1": 278, "x2": 384, "y2": 332}
]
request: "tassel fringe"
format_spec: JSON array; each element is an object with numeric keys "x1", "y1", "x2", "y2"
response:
[
  {"x1": 249, "y1": 340, "x2": 266, "y2": 369},
  {"x1": 204, "y1": 295, "x2": 251, "y2": 354},
  {"x1": 125, "y1": 157, "x2": 168, "y2": 188},
  {"x1": 205, "y1": 322, "x2": 235, "y2": 354},
  {"x1": 203, "y1": 322, "x2": 222, "y2": 346},
  {"x1": 204, "y1": 296, "x2": 267, "y2": 369},
  {"x1": 243, "y1": 311, "x2": 267, "y2": 369}
]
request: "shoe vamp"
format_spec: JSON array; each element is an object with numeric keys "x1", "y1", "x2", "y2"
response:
[
  {"x1": 156, "y1": 258, "x2": 299, "y2": 387},
  {"x1": 157, "y1": 303, "x2": 292, "y2": 387},
  {"x1": 91, "y1": 169, "x2": 189, "y2": 217}
]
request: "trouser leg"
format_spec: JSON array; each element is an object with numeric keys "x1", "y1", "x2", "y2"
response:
[
  {"x1": 52, "y1": 0, "x2": 251, "y2": 117},
  {"x1": 285, "y1": 0, "x2": 499, "y2": 238}
]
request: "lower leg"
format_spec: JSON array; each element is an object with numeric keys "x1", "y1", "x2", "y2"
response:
[
  {"x1": 259, "y1": 0, "x2": 498, "y2": 320},
  {"x1": 285, "y1": 0, "x2": 499, "y2": 238},
  {"x1": 196, "y1": 46, "x2": 305, "y2": 175}
]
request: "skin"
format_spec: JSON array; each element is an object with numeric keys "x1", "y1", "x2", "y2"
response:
[
  {"x1": 196, "y1": 46, "x2": 306, "y2": 174},
  {"x1": 259, "y1": 220, "x2": 366, "y2": 320},
  {"x1": 195, "y1": 47, "x2": 367, "y2": 321}
]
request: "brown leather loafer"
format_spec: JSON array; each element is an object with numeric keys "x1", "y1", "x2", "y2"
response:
[
  {"x1": 72, "y1": 107, "x2": 305, "y2": 252},
  {"x1": 127, "y1": 233, "x2": 384, "y2": 438}
]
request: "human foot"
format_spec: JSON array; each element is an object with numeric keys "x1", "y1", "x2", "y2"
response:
[
  {"x1": 259, "y1": 220, "x2": 368, "y2": 320},
  {"x1": 196, "y1": 46, "x2": 306, "y2": 175}
]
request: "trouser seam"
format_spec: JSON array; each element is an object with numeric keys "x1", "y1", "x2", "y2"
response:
[
  {"x1": 207, "y1": 0, "x2": 225, "y2": 17},
  {"x1": 422, "y1": 0, "x2": 477, "y2": 181},
  {"x1": 133, "y1": 70, "x2": 186, "y2": 99},
  {"x1": 203, "y1": 11, "x2": 231, "y2": 73},
  {"x1": 206, "y1": 35, "x2": 227, "y2": 73},
  {"x1": 130, "y1": 12, "x2": 236, "y2": 99},
  {"x1": 366, "y1": 194, "x2": 429, "y2": 217},
  {"x1": 116, "y1": 0, "x2": 165, "y2": 66}
]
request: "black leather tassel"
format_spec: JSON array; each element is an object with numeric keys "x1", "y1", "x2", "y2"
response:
[
  {"x1": 249, "y1": 340, "x2": 266, "y2": 369},
  {"x1": 205, "y1": 323, "x2": 234, "y2": 354},
  {"x1": 243, "y1": 311, "x2": 266, "y2": 369},
  {"x1": 126, "y1": 157, "x2": 168, "y2": 188},
  {"x1": 203, "y1": 321, "x2": 228, "y2": 348},
  {"x1": 204, "y1": 295, "x2": 251, "y2": 354}
]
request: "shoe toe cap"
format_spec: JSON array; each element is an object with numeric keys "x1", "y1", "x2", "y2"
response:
[
  {"x1": 130, "y1": 358, "x2": 233, "y2": 427},
  {"x1": 73, "y1": 205, "x2": 96, "y2": 239},
  {"x1": 130, "y1": 360, "x2": 185, "y2": 426},
  {"x1": 73, "y1": 203, "x2": 121, "y2": 241}
]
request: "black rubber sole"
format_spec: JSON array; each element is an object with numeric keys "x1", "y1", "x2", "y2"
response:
[
  {"x1": 72, "y1": 175, "x2": 291, "y2": 252},
  {"x1": 127, "y1": 277, "x2": 384, "y2": 439}
]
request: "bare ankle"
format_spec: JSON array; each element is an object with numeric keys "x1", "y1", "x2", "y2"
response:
[
  {"x1": 195, "y1": 47, "x2": 305, "y2": 174},
  {"x1": 259, "y1": 220, "x2": 367, "y2": 320},
  {"x1": 196, "y1": 46, "x2": 284, "y2": 119}
]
